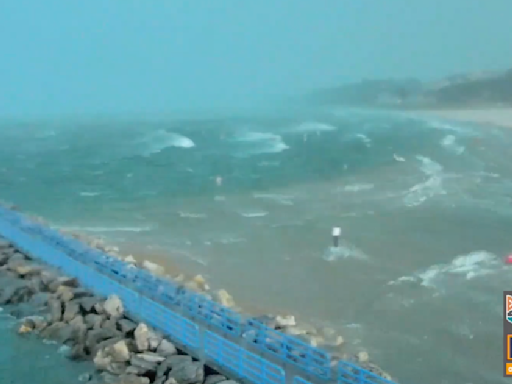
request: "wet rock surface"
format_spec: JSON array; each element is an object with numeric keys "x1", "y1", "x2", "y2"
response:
[{"x1": 0, "y1": 238, "x2": 241, "y2": 384}]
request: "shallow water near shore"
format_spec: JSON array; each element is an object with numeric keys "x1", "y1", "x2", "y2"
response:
[
  {"x1": 0, "y1": 311, "x2": 93, "y2": 383},
  {"x1": 1, "y1": 106, "x2": 511, "y2": 383}
]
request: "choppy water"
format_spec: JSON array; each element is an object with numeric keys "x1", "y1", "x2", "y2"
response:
[
  {"x1": 1, "y1": 107, "x2": 511, "y2": 383},
  {"x1": 0, "y1": 310, "x2": 93, "y2": 383}
]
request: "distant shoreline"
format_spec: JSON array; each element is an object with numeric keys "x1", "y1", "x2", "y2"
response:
[{"x1": 406, "y1": 106, "x2": 512, "y2": 129}]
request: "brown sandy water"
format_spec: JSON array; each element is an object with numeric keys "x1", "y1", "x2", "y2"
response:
[{"x1": 1, "y1": 109, "x2": 512, "y2": 383}]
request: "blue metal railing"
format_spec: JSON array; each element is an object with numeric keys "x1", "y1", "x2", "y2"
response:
[{"x1": 0, "y1": 206, "x2": 396, "y2": 384}]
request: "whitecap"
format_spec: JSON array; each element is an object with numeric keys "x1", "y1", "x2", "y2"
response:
[
  {"x1": 425, "y1": 119, "x2": 471, "y2": 133},
  {"x1": 239, "y1": 211, "x2": 268, "y2": 218},
  {"x1": 341, "y1": 183, "x2": 374, "y2": 192},
  {"x1": 288, "y1": 121, "x2": 337, "y2": 133},
  {"x1": 252, "y1": 193, "x2": 294, "y2": 205},
  {"x1": 58, "y1": 345, "x2": 71, "y2": 354},
  {"x1": 233, "y1": 131, "x2": 279, "y2": 142},
  {"x1": 35, "y1": 130, "x2": 56, "y2": 138},
  {"x1": 355, "y1": 134, "x2": 372, "y2": 147},
  {"x1": 140, "y1": 130, "x2": 195, "y2": 156},
  {"x1": 217, "y1": 236, "x2": 246, "y2": 244},
  {"x1": 388, "y1": 251, "x2": 501, "y2": 289},
  {"x1": 322, "y1": 242, "x2": 368, "y2": 261},
  {"x1": 231, "y1": 131, "x2": 289, "y2": 156},
  {"x1": 440, "y1": 134, "x2": 465, "y2": 155},
  {"x1": 403, "y1": 156, "x2": 445, "y2": 207},
  {"x1": 79, "y1": 191, "x2": 100, "y2": 197},
  {"x1": 178, "y1": 212, "x2": 207, "y2": 219},
  {"x1": 258, "y1": 161, "x2": 280, "y2": 167}
]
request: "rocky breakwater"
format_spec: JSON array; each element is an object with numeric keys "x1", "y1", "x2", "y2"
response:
[
  {"x1": 0, "y1": 238, "x2": 237, "y2": 384},
  {"x1": 9, "y1": 206, "x2": 393, "y2": 382}
]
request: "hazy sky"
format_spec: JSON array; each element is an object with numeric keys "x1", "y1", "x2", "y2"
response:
[{"x1": 1, "y1": 0, "x2": 511, "y2": 117}]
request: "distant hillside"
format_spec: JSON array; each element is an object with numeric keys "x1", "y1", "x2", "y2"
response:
[
  {"x1": 307, "y1": 68, "x2": 512, "y2": 109},
  {"x1": 424, "y1": 69, "x2": 512, "y2": 107}
]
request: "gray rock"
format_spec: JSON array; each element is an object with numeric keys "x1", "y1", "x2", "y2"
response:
[
  {"x1": 58, "y1": 287, "x2": 75, "y2": 302},
  {"x1": 115, "y1": 374, "x2": 150, "y2": 384},
  {"x1": 20, "y1": 315, "x2": 47, "y2": 331},
  {"x1": 0, "y1": 277, "x2": 32, "y2": 305},
  {"x1": 10, "y1": 262, "x2": 43, "y2": 277},
  {"x1": 104, "y1": 295, "x2": 124, "y2": 318},
  {"x1": 9, "y1": 284, "x2": 33, "y2": 304},
  {"x1": 48, "y1": 298, "x2": 63, "y2": 323},
  {"x1": 125, "y1": 365, "x2": 148, "y2": 376},
  {"x1": 29, "y1": 291, "x2": 51, "y2": 308},
  {"x1": 28, "y1": 276, "x2": 44, "y2": 291},
  {"x1": 94, "y1": 348, "x2": 128, "y2": 374},
  {"x1": 85, "y1": 313, "x2": 105, "y2": 329},
  {"x1": 156, "y1": 339, "x2": 177, "y2": 357},
  {"x1": 86, "y1": 327, "x2": 123, "y2": 352},
  {"x1": 134, "y1": 323, "x2": 150, "y2": 351},
  {"x1": 94, "y1": 301, "x2": 106, "y2": 314},
  {"x1": 204, "y1": 375, "x2": 227, "y2": 384},
  {"x1": 0, "y1": 252, "x2": 10, "y2": 266},
  {"x1": 63, "y1": 301, "x2": 81, "y2": 322},
  {"x1": 69, "y1": 314, "x2": 85, "y2": 327},
  {"x1": 156, "y1": 355, "x2": 192, "y2": 379},
  {"x1": 216, "y1": 381, "x2": 240, "y2": 384},
  {"x1": 103, "y1": 317, "x2": 119, "y2": 332},
  {"x1": 92, "y1": 336, "x2": 125, "y2": 359},
  {"x1": 9, "y1": 302, "x2": 44, "y2": 318},
  {"x1": 104, "y1": 339, "x2": 131, "y2": 362},
  {"x1": 48, "y1": 276, "x2": 79, "y2": 292},
  {"x1": 67, "y1": 343, "x2": 88, "y2": 361},
  {"x1": 167, "y1": 361, "x2": 204, "y2": 384},
  {"x1": 100, "y1": 372, "x2": 120, "y2": 384},
  {"x1": 40, "y1": 322, "x2": 74, "y2": 343},
  {"x1": 135, "y1": 352, "x2": 165, "y2": 363},
  {"x1": 8, "y1": 252, "x2": 27, "y2": 264},
  {"x1": 148, "y1": 331, "x2": 163, "y2": 351},
  {"x1": 71, "y1": 288, "x2": 93, "y2": 299},
  {"x1": 40, "y1": 270, "x2": 59, "y2": 287},
  {"x1": 153, "y1": 377, "x2": 167, "y2": 384},
  {"x1": 68, "y1": 316, "x2": 87, "y2": 344},
  {"x1": 118, "y1": 318, "x2": 137, "y2": 334},
  {"x1": 130, "y1": 355, "x2": 158, "y2": 371},
  {"x1": 79, "y1": 296, "x2": 102, "y2": 312},
  {"x1": 106, "y1": 362, "x2": 128, "y2": 375}
]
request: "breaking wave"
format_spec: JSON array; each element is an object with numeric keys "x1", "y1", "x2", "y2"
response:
[
  {"x1": 140, "y1": 130, "x2": 195, "y2": 156},
  {"x1": 229, "y1": 131, "x2": 289, "y2": 157},
  {"x1": 388, "y1": 251, "x2": 502, "y2": 289}
]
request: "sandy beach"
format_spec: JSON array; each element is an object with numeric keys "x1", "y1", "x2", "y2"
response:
[{"x1": 417, "y1": 107, "x2": 512, "y2": 128}]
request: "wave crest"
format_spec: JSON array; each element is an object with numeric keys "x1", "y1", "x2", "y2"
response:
[{"x1": 140, "y1": 130, "x2": 195, "y2": 156}]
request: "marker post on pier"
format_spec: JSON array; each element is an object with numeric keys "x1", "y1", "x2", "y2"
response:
[{"x1": 332, "y1": 227, "x2": 341, "y2": 248}]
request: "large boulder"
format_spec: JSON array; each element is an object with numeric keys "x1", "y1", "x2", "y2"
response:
[
  {"x1": 0, "y1": 276, "x2": 33, "y2": 305},
  {"x1": 134, "y1": 323, "x2": 161, "y2": 352},
  {"x1": 167, "y1": 361, "x2": 205, "y2": 384},
  {"x1": 104, "y1": 295, "x2": 124, "y2": 318},
  {"x1": 156, "y1": 339, "x2": 177, "y2": 357}
]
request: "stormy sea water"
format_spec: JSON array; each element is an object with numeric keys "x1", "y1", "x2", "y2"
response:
[
  {"x1": 0, "y1": 310, "x2": 94, "y2": 383},
  {"x1": 0, "y1": 107, "x2": 510, "y2": 384}
]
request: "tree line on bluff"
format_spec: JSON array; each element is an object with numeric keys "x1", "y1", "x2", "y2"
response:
[{"x1": 306, "y1": 67, "x2": 512, "y2": 109}]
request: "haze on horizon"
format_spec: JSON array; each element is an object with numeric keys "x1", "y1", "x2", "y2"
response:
[{"x1": 1, "y1": 0, "x2": 511, "y2": 119}]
